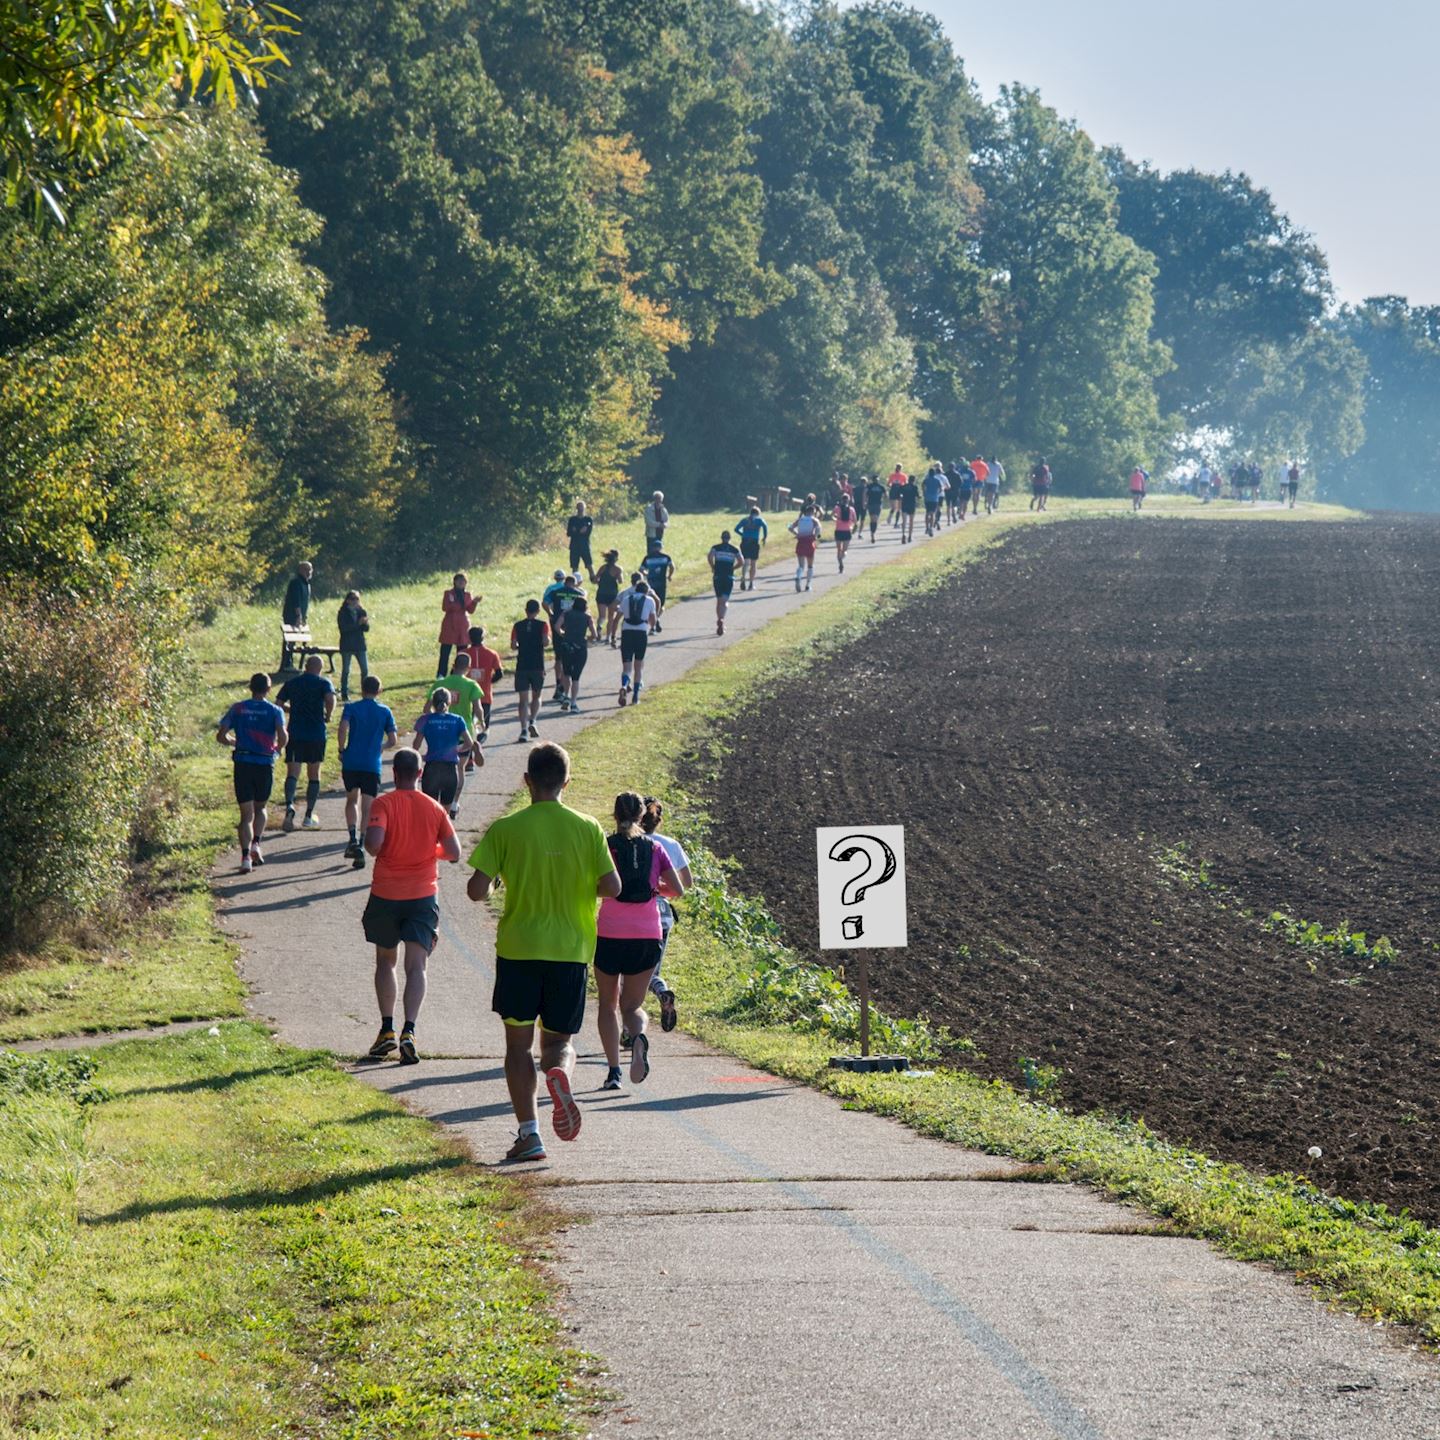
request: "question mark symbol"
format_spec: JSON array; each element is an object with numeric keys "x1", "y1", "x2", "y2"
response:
[{"x1": 828, "y1": 833, "x2": 896, "y2": 940}]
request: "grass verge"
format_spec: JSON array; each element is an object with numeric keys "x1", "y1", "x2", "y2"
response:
[
  {"x1": 0, "y1": 1022, "x2": 586, "y2": 1438},
  {"x1": 552, "y1": 501, "x2": 1440, "y2": 1346}
]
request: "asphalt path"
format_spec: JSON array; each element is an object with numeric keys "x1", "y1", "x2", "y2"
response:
[{"x1": 217, "y1": 508, "x2": 1440, "y2": 1439}]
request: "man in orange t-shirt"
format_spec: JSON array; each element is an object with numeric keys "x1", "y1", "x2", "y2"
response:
[
  {"x1": 361, "y1": 747, "x2": 461, "y2": 1066},
  {"x1": 465, "y1": 625, "x2": 504, "y2": 746}
]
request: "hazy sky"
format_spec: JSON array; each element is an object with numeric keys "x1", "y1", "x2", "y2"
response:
[{"x1": 915, "y1": 1, "x2": 1436, "y2": 306}]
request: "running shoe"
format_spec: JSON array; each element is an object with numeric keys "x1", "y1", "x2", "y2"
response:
[
  {"x1": 282, "y1": 808, "x2": 297, "y2": 833},
  {"x1": 352, "y1": 852, "x2": 366, "y2": 871},
  {"x1": 478, "y1": 731, "x2": 489, "y2": 745},
  {"x1": 528, "y1": 724, "x2": 540, "y2": 739},
  {"x1": 632, "y1": 685, "x2": 642, "y2": 704},
  {"x1": 794, "y1": 576, "x2": 801, "y2": 592},
  {"x1": 301, "y1": 815, "x2": 320, "y2": 830},
  {"x1": 601, "y1": 1067, "x2": 623, "y2": 1091},
  {"x1": 569, "y1": 701, "x2": 581, "y2": 713},
  {"x1": 448, "y1": 805, "x2": 459, "y2": 820},
  {"x1": 660, "y1": 989, "x2": 678, "y2": 1033},
  {"x1": 716, "y1": 620, "x2": 724, "y2": 635},
  {"x1": 250, "y1": 844, "x2": 265, "y2": 866},
  {"x1": 343, "y1": 838, "x2": 359, "y2": 859},
  {"x1": 620, "y1": 1030, "x2": 633, "y2": 1050},
  {"x1": 545, "y1": 1067, "x2": 582, "y2": 1141},
  {"x1": 239, "y1": 853, "x2": 253, "y2": 875},
  {"x1": 367, "y1": 1026, "x2": 397, "y2": 1059},
  {"x1": 516, "y1": 732, "x2": 530, "y2": 743},
  {"x1": 504, "y1": 1130, "x2": 547, "y2": 1163},
  {"x1": 629, "y1": 1032, "x2": 651, "y2": 1086},
  {"x1": 398, "y1": 1033, "x2": 419, "y2": 1066},
  {"x1": 618, "y1": 685, "x2": 628, "y2": 708},
  {"x1": 654, "y1": 621, "x2": 662, "y2": 633}
]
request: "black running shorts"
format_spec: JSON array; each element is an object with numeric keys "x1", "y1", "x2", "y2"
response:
[
  {"x1": 233, "y1": 762, "x2": 274, "y2": 805},
  {"x1": 421, "y1": 760, "x2": 460, "y2": 807},
  {"x1": 342, "y1": 768, "x2": 381, "y2": 798},
  {"x1": 493, "y1": 957, "x2": 587, "y2": 1035},
  {"x1": 514, "y1": 668, "x2": 545, "y2": 693},
  {"x1": 284, "y1": 737, "x2": 326, "y2": 765},
  {"x1": 620, "y1": 630, "x2": 648, "y2": 662},
  {"x1": 362, "y1": 893, "x2": 440, "y2": 951},
  {"x1": 594, "y1": 936, "x2": 664, "y2": 976}
]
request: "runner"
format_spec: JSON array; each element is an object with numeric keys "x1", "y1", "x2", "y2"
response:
[
  {"x1": 617, "y1": 578, "x2": 658, "y2": 706},
  {"x1": 361, "y1": 747, "x2": 460, "y2": 1066},
  {"x1": 566, "y1": 500, "x2": 596, "y2": 583},
  {"x1": 428, "y1": 652, "x2": 484, "y2": 807},
  {"x1": 217, "y1": 672, "x2": 287, "y2": 875},
  {"x1": 411, "y1": 688, "x2": 476, "y2": 819},
  {"x1": 641, "y1": 541, "x2": 674, "y2": 632},
  {"x1": 466, "y1": 742, "x2": 621, "y2": 1161},
  {"x1": 595, "y1": 549, "x2": 624, "y2": 645},
  {"x1": 594, "y1": 791, "x2": 682, "y2": 1091},
  {"x1": 275, "y1": 654, "x2": 334, "y2": 833},
  {"x1": 887, "y1": 464, "x2": 906, "y2": 527},
  {"x1": 851, "y1": 474, "x2": 868, "y2": 535},
  {"x1": 438, "y1": 572, "x2": 478, "y2": 678},
  {"x1": 510, "y1": 599, "x2": 550, "y2": 742},
  {"x1": 735, "y1": 506, "x2": 768, "y2": 590},
  {"x1": 788, "y1": 503, "x2": 822, "y2": 590},
  {"x1": 898, "y1": 470, "x2": 919, "y2": 543},
  {"x1": 1030, "y1": 457, "x2": 1053, "y2": 512},
  {"x1": 922, "y1": 464, "x2": 944, "y2": 537},
  {"x1": 336, "y1": 589, "x2": 369, "y2": 701},
  {"x1": 556, "y1": 596, "x2": 598, "y2": 712},
  {"x1": 464, "y1": 626, "x2": 502, "y2": 745},
  {"x1": 641, "y1": 796, "x2": 691, "y2": 1034},
  {"x1": 943, "y1": 463, "x2": 962, "y2": 525},
  {"x1": 988, "y1": 456, "x2": 1005, "y2": 510},
  {"x1": 1287, "y1": 460, "x2": 1301, "y2": 507},
  {"x1": 707, "y1": 529, "x2": 742, "y2": 633},
  {"x1": 337, "y1": 674, "x2": 398, "y2": 870},
  {"x1": 831, "y1": 493, "x2": 856, "y2": 572},
  {"x1": 1130, "y1": 465, "x2": 1148, "y2": 512},
  {"x1": 971, "y1": 456, "x2": 991, "y2": 515},
  {"x1": 548, "y1": 574, "x2": 585, "y2": 703},
  {"x1": 864, "y1": 474, "x2": 886, "y2": 542}
]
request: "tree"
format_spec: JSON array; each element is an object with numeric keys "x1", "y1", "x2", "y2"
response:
[
  {"x1": 1105, "y1": 155, "x2": 1330, "y2": 433},
  {"x1": 0, "y1": 0, "x2": 294, "y2": 215}
]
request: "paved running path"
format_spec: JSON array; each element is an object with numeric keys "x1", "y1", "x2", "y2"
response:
[{"x1": 217, "y1": 513, "x2": 1439, "y2": 1439}]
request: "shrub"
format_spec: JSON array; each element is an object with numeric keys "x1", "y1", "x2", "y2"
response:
[{"x1": 0, "y1": 584, "x2": 175, "y2": 951}]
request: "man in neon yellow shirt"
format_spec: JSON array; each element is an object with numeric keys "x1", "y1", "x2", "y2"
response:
[{"x1": 467, "y1": 743, "x2": 620, "y2": 1163}]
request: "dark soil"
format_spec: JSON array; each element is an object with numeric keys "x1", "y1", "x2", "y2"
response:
[{"x1": 691, "y1": 517, "x2": 1440, "y2": 1221}]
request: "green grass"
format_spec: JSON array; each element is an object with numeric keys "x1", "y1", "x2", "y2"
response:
[
  {"x1": 546, "y1": 498, "x2": 1440, "y2": 1346},
  {"x1": 0, "y1": 1023, "x2": 587, "y2": 1439}
]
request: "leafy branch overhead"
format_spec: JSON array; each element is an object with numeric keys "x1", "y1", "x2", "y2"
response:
[{"x1": 0, "y1": 0, "x2": 296, "y2": 216}]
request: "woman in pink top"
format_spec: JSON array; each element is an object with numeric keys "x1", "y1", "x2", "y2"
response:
[
  {"x1": 438, "y1": 571, "x2": 479, "y2": 678},
  {"x1": 594, "y1": 792, "x2": 680, "y2": 1090}
]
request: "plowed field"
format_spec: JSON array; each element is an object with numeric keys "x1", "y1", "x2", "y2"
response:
[{"x1": 694, "y1": 518, "x2": 1440, "y2": 1220}]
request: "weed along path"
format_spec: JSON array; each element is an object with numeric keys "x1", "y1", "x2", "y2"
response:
[{"x1": 216, "y1": 504, "x2": 1440, "y2": 1440}]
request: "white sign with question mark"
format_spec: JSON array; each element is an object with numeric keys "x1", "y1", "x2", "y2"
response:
[{"x1": 816, "y1": 826, "x2": 907, "y2": 950}]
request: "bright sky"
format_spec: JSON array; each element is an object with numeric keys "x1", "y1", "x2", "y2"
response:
[{"x1": 915, "y1": 0, "x2": 1437, "y2": 307}]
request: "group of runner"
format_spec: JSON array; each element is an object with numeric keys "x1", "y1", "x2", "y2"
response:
[{"x1": 1187, "y1": 460, "x2": 1302, "y2": 506}]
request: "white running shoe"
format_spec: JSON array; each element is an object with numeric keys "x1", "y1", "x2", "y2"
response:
[
  {"x1": 301, "y1": 815, "x2": 320, "y2": 830},
  {"x1": 250, "y1": 845, "x2": 265, "y2": 867},
  {"x1": 240, "y1": 853, "x2": 253, "y2": 875}
]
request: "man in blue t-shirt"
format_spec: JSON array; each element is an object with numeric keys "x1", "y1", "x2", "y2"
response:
[
  {"x1": 641, "y1": 542, "x2": 674, "y2": 631},
  {"x1": 735, "y1": 507, "x2": 768, "y2": 590},
  {"x1": 336, "y1": 673, "x2": 399, "y2": 869},
  {"x1": 217, "y1": 672, "x2": 288, "y2": 876},
  {"x1": 276, "y1": 655, "x2": 335, "y2": 834}
]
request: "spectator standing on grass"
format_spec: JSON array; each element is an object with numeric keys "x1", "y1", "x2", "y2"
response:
[
  {"x1": 594, "y1": 791, "x2": 683, "y2": 1093},
  {"x1": 736, "y1": 506, "x2": 768, "y2": 589},
  {"x1": 217, "y1": 672, "x2": 287, "y2": 876},
  {"x1": 282, "y1": 561, "x2": 312, "y2": 627},
  {"x1": 643, "y1": 491, "x2": 669, "y2": 546},
  {"x1": 336, "y1": 590, "x2": 369, "y2": 700},
  {"x1": 438, "y1": 572, "x2": 479, "y2": 678},
  {"x1": 567, "y1": 501, "x2": 596, "y2": 582},
  {"x1": 510, "y1": 599, "x2": 550, "y2": 742},
  {"x1": 467, "y1": 743, "x2": 621, "y2": 1162},
  {"x1": 361, "y1": 747, "x2": 460, "y2": 1068},
  {"x1": 277, "y1": 654, "x2": 335, "y2": 833},
  {"x1": 337, "y1": 674, "x2": 398, "y2": 870}
]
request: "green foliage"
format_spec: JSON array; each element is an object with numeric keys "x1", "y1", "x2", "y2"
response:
[
  {"x1": 0, "y1": 1049, "x2": 100, "y2": 1105},
  {"x1": 0, "y1": 586, "x2": 175, "y2": 950},
  {"x1": 1265, "y1": 911, "x2": 1399, "y2": 967},
  {"x1": 1155, "y1": 842, "x2": 1213, "y2": 890},
  {"x1": 0, "y1": 0, "x2": 294, "y2": 215},
  {"x1": 1017, "y1": 1057, "x2": 1062, "y2": 1098}
]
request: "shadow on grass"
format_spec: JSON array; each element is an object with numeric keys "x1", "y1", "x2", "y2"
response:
[
  {"x1": 118, "y1": 1053, "x2": 334, "y2": 1098},
  {"x1": 83, "y1": 1154, "x2": 469, "y2": 1225}
]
